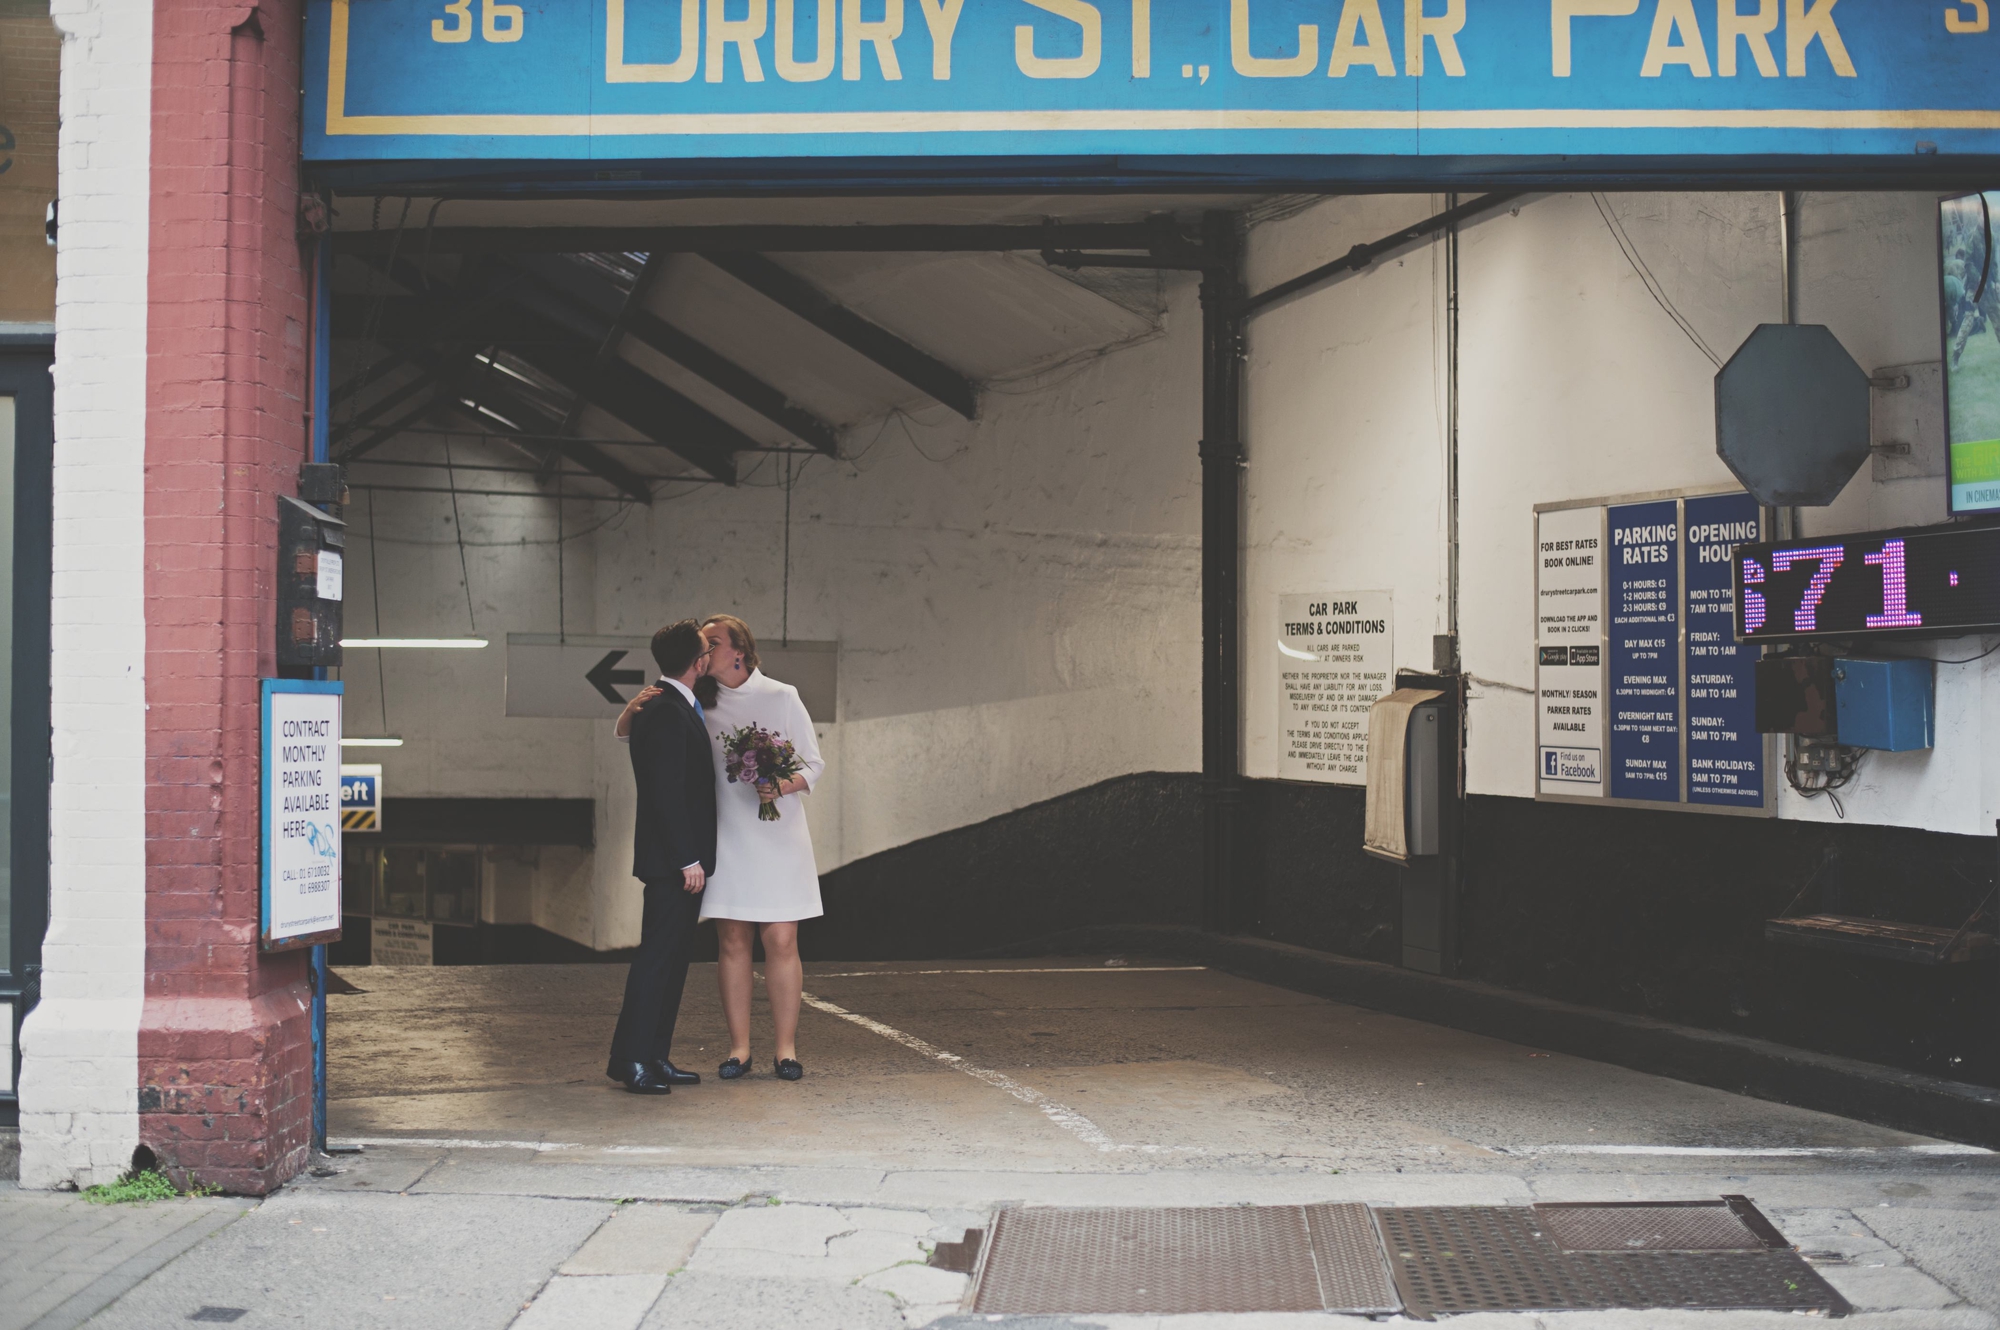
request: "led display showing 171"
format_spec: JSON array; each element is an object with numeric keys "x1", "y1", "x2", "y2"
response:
[{"x1": 1733, "y1": 523, "x2": 2000, "y2": 643}]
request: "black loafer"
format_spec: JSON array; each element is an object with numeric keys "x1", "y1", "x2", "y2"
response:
[
  {"x1": 718, "y1": 1056, "x2": 751, "y2": 1080},
  {"x1": 652, "y1": 1060, "x2": 701, "y2": 1087},
  {"x1": 607, "y1": 1060, "x2": 671, "y2": 1095},
  {"x1": 775, "y1": 1058, "x2": 804, "y2": 1082}
]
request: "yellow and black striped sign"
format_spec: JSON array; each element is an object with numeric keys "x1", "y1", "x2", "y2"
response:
[{"x1": 342, "y1": 808, "x2": 378, "y2": 831}]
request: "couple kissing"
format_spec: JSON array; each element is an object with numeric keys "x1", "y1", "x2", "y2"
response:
[{"x1": 605, "y1": 615, "x2": 825, "y2": 1096}]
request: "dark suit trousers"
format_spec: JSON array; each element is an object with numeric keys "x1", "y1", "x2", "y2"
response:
[{"x1": 609, "y1": 879, "x2": 703, "y2": 1066}]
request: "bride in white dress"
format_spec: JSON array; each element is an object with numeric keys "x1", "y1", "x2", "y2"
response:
[{"x1": 694, "y1": 615, "x2": 824, "y2": 1082}]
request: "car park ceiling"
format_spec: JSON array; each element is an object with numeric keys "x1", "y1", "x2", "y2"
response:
[{"x1": 326, "y1": 192, "x2": 1288, "y2": 501}]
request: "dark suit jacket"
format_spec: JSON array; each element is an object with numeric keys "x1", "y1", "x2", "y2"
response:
[{"x1": 628, "y1": 685, "x2": 717, "y2": 881}]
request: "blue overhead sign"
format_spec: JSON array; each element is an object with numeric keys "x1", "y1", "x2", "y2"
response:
[{"x1": 307, "y1": 0, "x2": 2000, "y2": 163}]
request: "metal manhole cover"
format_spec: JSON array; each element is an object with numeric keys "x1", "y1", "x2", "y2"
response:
[
  {"x1": 1377, "y1": 1205, "x2": 1848, "y2": 1320},
  {"x1": 970, "y1": 1204, "x2": 1397, "y2": 1316},
  {"x1": 1378, "y1": 1206, "x2": 1600, "y2": 1316},
  {"x1": 1535, "y1": 1200, "x2": 1769, "y2": 1252}
]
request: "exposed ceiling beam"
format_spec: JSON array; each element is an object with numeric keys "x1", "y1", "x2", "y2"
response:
[
  {"x1": 442, "y1": 386, "x2": 656, "y2": 505},
  {"x1": 331, "y1": 341, "x2": 656, "y2": 503},
  {"x1": 331, "y1": 256, "x2": 740, "y2": 484},
  {"x1": 334, "y1": 392, "x2": 443, "y2": 464},
  {"x1": 703, "y1": 252, "x2": 977, "y2": 421},
  {"x1": 330, "y1": 367, "x2": 437, "y2": 451},
  {"x1": 494, "y1": 314, "x2": 745, "y2": 484},
  {"x1": 622, "y1": 306, "x2": 842, "y2": 457},
  {"x1": 332, "y1": 222, "x2": 1196, "y2": 259},
  {"x1": 500, "y1": 253, "x2": 843, "y2": 457}
]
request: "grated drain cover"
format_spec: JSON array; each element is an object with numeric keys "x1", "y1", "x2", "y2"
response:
[
  {"x1": 970, "y1": 1203, "x2": 1397, "y2": 1316},
  {"x1": 1378, "y1": 1204, "x2": 1849, "y2": 1320},
  {"x1": 1535, "y1": 1197, "x2": 1782, "y2": 1252}
]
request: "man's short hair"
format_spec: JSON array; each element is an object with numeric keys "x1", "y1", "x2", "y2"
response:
[{"x1": 651, "y1": 620, "x2": 706, "y2": 677}]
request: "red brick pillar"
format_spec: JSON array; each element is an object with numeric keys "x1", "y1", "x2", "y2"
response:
[{"x1": 141, "y1": 0, "x2": 314, "y2": 1194}]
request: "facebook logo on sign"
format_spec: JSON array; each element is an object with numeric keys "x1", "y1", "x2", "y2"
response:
[{"x1": 1544, "y1": 751, "x2": 1559, "y2": 777}]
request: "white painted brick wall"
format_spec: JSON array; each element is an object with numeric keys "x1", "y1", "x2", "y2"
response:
[{"x1": 18, "y1": 0, "x2": 152, "y2": 1192}]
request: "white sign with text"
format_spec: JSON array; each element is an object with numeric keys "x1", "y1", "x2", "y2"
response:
[
  {"x1": 262, "y1": 683, "x2": 343, "y2": 946},
  {"x1": 1536, "y1": 506, "x2": 1607, "y2": 797},
  {"x1": 1277, "y1": 592, "x2": 1394, "y2": 785}
]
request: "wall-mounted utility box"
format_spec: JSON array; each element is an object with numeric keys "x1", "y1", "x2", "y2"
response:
[
  {"x1": 1832, "y1": 657, "x2": 1934, "y2": 751},
  {"x1": 276, "y1": 494, "x2": 344, "y2": 669}
]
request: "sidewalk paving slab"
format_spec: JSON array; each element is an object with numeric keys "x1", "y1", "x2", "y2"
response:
[
  {"x1": 0, "y1": 1187, "x2": 247, "y2": 1330},
  {"x1": 512, "y1": 1274, "x2": 667, "y2": 1330},
  {"x1": 80, "y1": 1190, "x2": 608, "y2": 1330},
  {"x1": 639, "y1": 1271, "x2": 906, "y2": 1330}
]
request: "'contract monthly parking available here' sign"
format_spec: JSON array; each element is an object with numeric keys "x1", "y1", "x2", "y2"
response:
[{"x1": 262, "y1": 679, "x2": 343, "y2": 950}]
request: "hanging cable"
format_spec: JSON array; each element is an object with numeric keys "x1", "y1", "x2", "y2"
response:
[
  {"x1": 556, "y1": 466, "x2": 565, "y2": 642},
  {"x1": 367, "y1": 487, "x2": 389, "y2": 733},
  {"x1": 1591, "y1": 194, "x2": 1723, "y2": 367},
  {"x1": 442, "y1": 434, "x2": 478, "y2": 632},
  {"x1": 782, "y1": 451, "x2": 793, "y2": 646}
]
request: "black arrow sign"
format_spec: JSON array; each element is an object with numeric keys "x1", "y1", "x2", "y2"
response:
[{"x1": 585, "y1": 650, "x2": 647, "y2": 705}]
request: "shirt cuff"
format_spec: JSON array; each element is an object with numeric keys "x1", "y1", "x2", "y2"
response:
[{"x1": 683, "y1": 861, "x2": 701, "y2": 871}]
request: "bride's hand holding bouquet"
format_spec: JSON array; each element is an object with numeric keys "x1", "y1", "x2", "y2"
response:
[{"x1": 721, "y1": 723, "x2": 807, "y2": 821}]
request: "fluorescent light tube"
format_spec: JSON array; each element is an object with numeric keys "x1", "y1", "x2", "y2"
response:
[
  {"x1": 340, "y1": 737, "x2": 405, "y2": 747},
  {"x1": 339, "y1": 638, "x2": 489, "y2": 649}
]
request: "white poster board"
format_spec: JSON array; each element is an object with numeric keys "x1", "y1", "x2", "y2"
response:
[
  {"x1": 1276, "y1": 592, "x2": 1394, "y2": 784},
  {"x1": 1535, "y1": 505, "x2": 1607, "y2": 796},
  {"x1": 261, "y1": 680, "x2": 343, "y2": 949},
  {"x1": 371, "y1": 918, "x2": 434, "y2": 966}
]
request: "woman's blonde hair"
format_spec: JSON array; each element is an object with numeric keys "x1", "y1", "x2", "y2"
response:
[{"x1": 701, "y1": 614, "x2": 760, "y2": 672}]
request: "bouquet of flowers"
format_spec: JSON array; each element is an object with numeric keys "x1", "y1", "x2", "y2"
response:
[{"x1": 720, "y1": 723, "x2": 805, "y2": 821}]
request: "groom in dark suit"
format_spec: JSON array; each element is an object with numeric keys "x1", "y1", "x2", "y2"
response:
[{"x1": 607, "y1": 619, "x2": 716, "y2": 1095}]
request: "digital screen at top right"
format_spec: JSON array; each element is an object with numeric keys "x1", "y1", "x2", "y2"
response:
[{"x1": 1943, "y1": 190, "x2": 2000, "y2": 516}]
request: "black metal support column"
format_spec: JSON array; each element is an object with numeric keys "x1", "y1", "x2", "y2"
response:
[{"x1": 1199, "y1": 213, "x2": 1245, "y2": 935}]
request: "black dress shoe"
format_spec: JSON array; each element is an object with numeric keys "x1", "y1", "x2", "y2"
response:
[
  {"x1": 718, "y1": 1056, "x2": 752, "y2": 1080},
  {"x1": 775, "y1": 1057, "x2": 804, "y2": 1082},
  {"x1": 652, "y1": 1060, "x2": 701, "y2": 1086},
  {"x1": 607, "y1": 1060, "x2": 672, "y2": 1095}
]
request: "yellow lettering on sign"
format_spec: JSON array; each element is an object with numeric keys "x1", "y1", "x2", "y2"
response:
[
  {"x1": 1946, "y1": 1, "x2": 1989, "y2": 33},
  {"x1": 1786, "y1": 0, "x2": 1855, "y2": 76},
  {"x1": 1551, "y1": 0, "x2": 1642, "y2": 77},
  {"x1": 1642, "y1": 0, "x2": 1711, "y2": 75},
  {"x1": 1405, "y1": 0, "x2": 1466, "y2": 76},
  {"x1": 916, "y1": 0, "x2": 967, "y2": 77},
  {"x1": 433, "y1": 0, "x2": 471, "y2": 43},
  {"x1": 1131, "y1": 0, "x2": 1151, "y2": 76},
  {"x1": 777, "y1": 0, "x2": 837, "y2": 80},
  {"x1": 844, "y1": 0, "x2": 904, "y2": 79},
  {"x1": 1232, "y1": 0, "x2": 1317, "y2": 77},
  {"x1": 1718, "y1": 0, "x2": 1780, "y2": 76},
  {"x1": 1328, "y1": 0, "x2": 1396, "y2": 76},
  {"x1": 607, "y1": 0, "x2": 700, "y2": 82},
  {"x1": 709, "y1": 0, "x2": 769, "y2": 81},
  {"x1": 482, "y1": 0, "x2": 523, "y2": 42},
  {"x1": 1017, "y1": 0, "x2": 1102, "y2": 78}
]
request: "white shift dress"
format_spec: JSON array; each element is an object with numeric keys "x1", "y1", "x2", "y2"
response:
[{"x1": 699, "y1": 669, "x2": 827, "y2": 923}]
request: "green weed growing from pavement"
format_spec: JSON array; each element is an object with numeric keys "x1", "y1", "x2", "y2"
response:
[{"x1": 82, "y1": 1169, "x2": 219, "y2": 1204}]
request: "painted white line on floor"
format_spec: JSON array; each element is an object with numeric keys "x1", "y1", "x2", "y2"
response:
[
  {"x1": 1510, "y1": 1142, "x2": 1994, "y2": 1157},
  {"x1": 799, "y1": 988, "x2": 1190, "y2": 1156},
  {"x1": 331, "y1": 1136, "x2": 678, "y2": 1155},
  {"x1": 805, "y1": 966, "x2": 1208, "y2": 978}
]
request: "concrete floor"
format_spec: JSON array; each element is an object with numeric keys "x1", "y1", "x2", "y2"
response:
[
  {"x1": 40, "y1": 956, "x2": 2000, "y2": 1329},
  {"x1": 328, "y1": 958, "x2": 1970, "y2": 1172}
]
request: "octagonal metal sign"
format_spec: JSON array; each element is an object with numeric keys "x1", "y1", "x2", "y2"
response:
[{"x1": 1715, "y1": 324, "x2": 1871, "y2": 507}]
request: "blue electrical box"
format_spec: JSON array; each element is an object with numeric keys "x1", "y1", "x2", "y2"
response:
[{"x1": 1832, "y1": 657, "x2": 1935, "y2": 751}]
